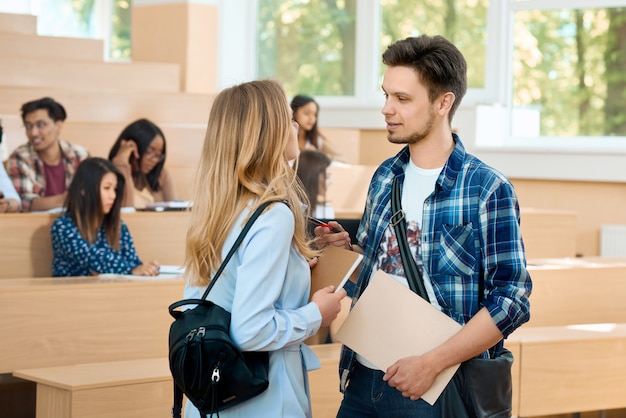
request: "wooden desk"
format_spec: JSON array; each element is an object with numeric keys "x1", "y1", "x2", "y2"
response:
[
  {"x1": 521, "y1": 208, "x2": 578, "y2": 259},
  {"x1": 0, "y1": 211, "x2": 189, "y2": 279},
  {"x1": 0, "y1": 276, "x2": 183, "y2": 373},
  {"x1": 511, "y1": 258, "x2": 626, "y2": 417},
  {"x1": 526, "y1": 258, "x2": 626, "y2": 326},
  {"x1": 508, "y1": 324, "x2": 626, "y2": 417},
  {"x1": 10, "y1": 344, "x2": 342, "y2": 418},
  {"x1": 13, "y1": 358, "x2": 172, "y2": 418}
]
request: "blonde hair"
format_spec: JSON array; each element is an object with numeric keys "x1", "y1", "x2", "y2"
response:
[{"x1": 185, "y1": 79, "x2": 316, "y2": 286}]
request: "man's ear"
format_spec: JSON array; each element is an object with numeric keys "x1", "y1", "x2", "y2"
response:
[
  {"x1": 438, "y1": 92, "x2": 456, "y2": 115},
  {"x1": 55, "y1": 119, "x2": 64, "y2": 134}
]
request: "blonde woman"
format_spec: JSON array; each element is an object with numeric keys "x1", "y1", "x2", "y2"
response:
[{"x1": 182, "y1": 79, "x2": 347, "y2": 418}]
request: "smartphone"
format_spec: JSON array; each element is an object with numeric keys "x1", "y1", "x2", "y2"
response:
[{"x1": 308, "y1": 216, "x2": 341, "y2": 233}]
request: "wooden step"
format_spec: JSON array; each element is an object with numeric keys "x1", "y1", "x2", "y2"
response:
[
  {"x1": 0, "y1": 32, "x2": 104, "y2": 61},
  {"x1": 0, "y1": 12, "x2": 37, "y2": 35},
  {"x1": 0, "y1": 86, "x2": 213, "y2": 124},
  {"x1": 0, "y1": 56, "x2": 181, "y2": 93}
]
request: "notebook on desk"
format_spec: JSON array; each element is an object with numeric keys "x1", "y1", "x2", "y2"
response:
[
  {"x1": 99, "y1": 265, "x2": 185, "y2": 280},
  {"x1": 138, "y1": 201, "x2": 192, "y2": 212}
]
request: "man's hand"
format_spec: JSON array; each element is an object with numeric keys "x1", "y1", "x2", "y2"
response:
[
  {"x1": 313, "y1": 220, "x2": 352, "y2": 251},
  {"x1": 383, "y1": 355, "x2": 440, "y2": 400}
]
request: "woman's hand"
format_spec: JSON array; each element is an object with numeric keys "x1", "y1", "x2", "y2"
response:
[
  {"x1": 112, "y1": 139, "x2": 139, "y2": 170},
  {"x1": 311, "y1": 285, "x2": 347, "y2": 327},
  {"x1": 131, "y1": 260, "x2": 160, "y2": 276}
]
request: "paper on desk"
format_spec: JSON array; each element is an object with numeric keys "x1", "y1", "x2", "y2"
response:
[
  {"x1": 334, "y1": 270, "x2": 462, "y2": 405},
  {"x1": 99, "y1": 273, "x2": 183, "y2": 281}
]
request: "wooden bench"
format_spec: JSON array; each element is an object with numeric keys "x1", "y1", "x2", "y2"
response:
[
  {"x1": 0, "y1": 275, "x2": 184, "y2": 417},
  {"x1": 0, "y1": 211, "x2": 189, "y2": 279},
  {"x1": 0, "y1": 86, "x2": 213, "y2": 124},
  {"x1": 0, "y1": 56, "x2": 181, "y2": 93},
  {"x1": 506, "y1": 258, "x2": 626, "y2": 417},
  {"x1": 11, "y1": 344, "x2": 343, "y2": 418},
  {"x1": 0, "y1": 276, "x2": 183, "y2": 373},
  {"x1": 0, "y1": 32, "x2": 104, "y2": 61},
  {"x1": 521, "y1": 208, "x2": 578, "y2": 259},
  {"x1": 0, "y1": 12, "x2": 37, "y2": 35}
]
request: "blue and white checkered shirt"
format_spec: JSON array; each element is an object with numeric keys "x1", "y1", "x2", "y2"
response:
[{"x1": 339, "y1": 135, "x2": 532, "y2": 391}]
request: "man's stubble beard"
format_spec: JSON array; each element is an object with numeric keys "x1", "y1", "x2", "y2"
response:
[{"x1": 386, "y1": 110, "x2": 436, "y2": 145}]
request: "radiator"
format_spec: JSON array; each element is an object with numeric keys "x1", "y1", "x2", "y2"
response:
[{"x1": 600, "y1": 224, "x2": 626, "y2": 257}]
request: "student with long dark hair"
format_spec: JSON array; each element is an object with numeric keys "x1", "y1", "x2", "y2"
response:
[
  {"x1": 290, "y1": 94, "x2": 343, "y2": 160},
  {"x1": 296, "y1": 149, "x2": 334, "y2": 219},
  {"x1": 108, "y1": 118, "x2": 176, "y2": 208},
  {"x1": 50, "y1": 157, "x2": 160, "y2": 277}
]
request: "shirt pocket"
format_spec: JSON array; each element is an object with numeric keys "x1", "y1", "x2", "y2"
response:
[{"x1": 437, "y1": 223, "x2": 477, "y2": 277}]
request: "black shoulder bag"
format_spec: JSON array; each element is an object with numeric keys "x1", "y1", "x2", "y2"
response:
[
  {"x1": 168, "y1": 201, "x2": 277, "y2": 418},
  {"x1": 391, "y1": 177, "x2": 513, "y2": 418}
]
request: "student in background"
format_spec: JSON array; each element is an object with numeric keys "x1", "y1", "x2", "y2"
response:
[
  {"x1": 296, "y1": 149, "x2": 334, "y2": 219},
  {"x1": 182, "y1": 79, "x2": 345, "y2": 418},
  {"x1": 290, "y1": 94, "x2": 343, "y2": 160},
  {"x1": 7, "y1": 97, "x2": 89, "y2": 212},
  {"x1": 108, "y1": 118, "x2": 176, "y2": 209},
  {"x1": 51, "y1": 157, "x2": 160, "y2": 277}
]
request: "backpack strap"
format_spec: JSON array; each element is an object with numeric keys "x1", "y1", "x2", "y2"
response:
[
  {"x1": 172, "y1": 381, "x2": 183, "y2": 418},
  {"x1": 200, "y1": 200, "x2": 278, "y2": 300}
]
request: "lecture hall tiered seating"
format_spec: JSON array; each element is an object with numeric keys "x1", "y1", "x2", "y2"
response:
[{"x1": 2, "y1": 9, "x2": 626, "y2": 418}]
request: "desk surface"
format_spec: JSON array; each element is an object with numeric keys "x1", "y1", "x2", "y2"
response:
[
  {"x1": 0, "y1": 276, "x2": 184, "y2": 373},
  {"x1": 13, "y1": 358, "x2": 170, "y2": 391}
]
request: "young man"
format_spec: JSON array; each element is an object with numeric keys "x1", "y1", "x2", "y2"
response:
[
  {"x1": 316, "y1": 35, "x2": 532, "y2": 417},
  {"x1": 7, "y1": 97, "x2": 89, "y2": 212}
]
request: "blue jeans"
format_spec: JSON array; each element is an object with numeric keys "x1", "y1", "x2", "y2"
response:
[{"x1": 336, "y1": 361, "x2": 441, "y2": 418}]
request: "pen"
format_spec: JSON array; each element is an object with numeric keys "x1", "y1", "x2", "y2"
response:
[{"x1": 308, "y1": 216, "x2": 341, "y2": 233}]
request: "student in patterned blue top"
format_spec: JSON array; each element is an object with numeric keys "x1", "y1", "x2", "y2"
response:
[
  {"x1": 51, "y1": 157, "x2": 160, "y2": 277},
  {"x1": 315, "y1": 35, "x2": 532, "y2": 418}
]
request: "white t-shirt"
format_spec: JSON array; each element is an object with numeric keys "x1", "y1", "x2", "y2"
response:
[{"x1": 356, "y1": 159, "x2": 443, "y2": 369}]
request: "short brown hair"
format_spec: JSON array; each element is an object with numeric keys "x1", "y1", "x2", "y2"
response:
[{"x1": 383, "y1": 35, "x2": 467, "y2": 122}]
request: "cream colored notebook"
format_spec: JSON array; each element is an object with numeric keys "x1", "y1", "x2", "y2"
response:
[
  {"x1": 334, "y1": 269, "x2": 462, "y2": 405},
  {"x1": 310, "y1": 245, "x2": 362, "y2": 297}
]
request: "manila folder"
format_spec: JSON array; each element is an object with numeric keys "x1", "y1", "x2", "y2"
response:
[{"x1": 334, "y1": 269, "x2": 462, "y2": 405}]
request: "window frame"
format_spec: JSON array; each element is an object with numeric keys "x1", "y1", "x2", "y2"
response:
[{"x1": 498, "y1": 0, "x2": 626, "y2": 151}]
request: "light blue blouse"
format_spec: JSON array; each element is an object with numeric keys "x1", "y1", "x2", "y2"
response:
[
  {"x1": 51, "y1": 214, "x2": 142, "y2": 276},
  {"x1": 183, "y1": 202, "x2": 322, "y2": 418}
]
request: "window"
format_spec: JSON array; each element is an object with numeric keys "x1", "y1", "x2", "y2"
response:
[
  {"x1": 511, "y1": 3, "x2": 626, "y2": 138},
  {"x1": 255, "y1": 0, "x2": 490, "y2": 101},
  {"x1": 33, "y1": 0, "x2": 130, "y2": 61},
  {"x1": 380, "y1": 0, "x2": 489, "y2": 90},
  {"x1": 257, "y1": 0, "x2": 357, "y2": 97}
]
